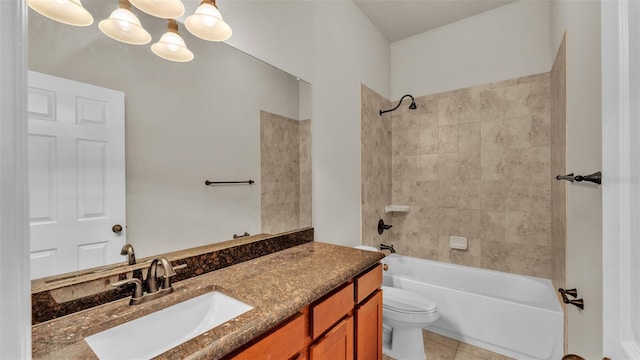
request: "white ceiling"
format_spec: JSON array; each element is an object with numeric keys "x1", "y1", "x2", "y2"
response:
[{"x1": 353, "y1": 0, "x2": 516, "y2": 42}]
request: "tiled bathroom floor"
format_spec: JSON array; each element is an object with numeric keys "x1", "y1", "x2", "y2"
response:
[{"x1": 382, "y1": 330, "x2": 514, "y2": 360}]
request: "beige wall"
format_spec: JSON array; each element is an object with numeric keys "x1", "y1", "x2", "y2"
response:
[
  {"x1": 361, "y1": 85, "x2": 393, "y2": 249},
  {"x1": 260, "y1": 111, "x2": 311, "y2": 234},
  {"x1": 551, "y1": 34, "x2": 567, "y2": 292},
  {"x1": 551, "y1": 1, "x2": 603, "y2": 357},
  {"x1": 362, "y1": 74, "x2": 555, "y2": 279},
  {"x1": 550, "y1": 34, "x2": 568, "y2": 352}
]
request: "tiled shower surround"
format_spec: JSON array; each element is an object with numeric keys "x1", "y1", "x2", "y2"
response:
[
  {"x1": 362, "y1": 72, "x2": 559, "y2": 279},
  {"x1": 551, "y1": 34, "x2": 567, "y2": 290},
  {"x1": 361, "y1": 86, "x2": 393, "y2": 246},
  {"x1": 260, "y1": 111, "x2": 312, "y2": 234}
]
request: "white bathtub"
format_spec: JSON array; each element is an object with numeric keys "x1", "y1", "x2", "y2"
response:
[{"x1": 381, "y1": 254, "x2": 563, "y2": 360}]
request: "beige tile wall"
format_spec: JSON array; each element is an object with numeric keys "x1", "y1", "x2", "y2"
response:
[
  {"x1": 299, "y1": 119, "x2": 312, "y2": 228},
  {"x1": 361, "y1": 74, "x2": 555, "y2": 279},
  {"x1": 260, "y1": 111, "x2": 312, "y2": 234},
  {"x1": 361, "y1": 85, "x2": 393, "y2": 248}
]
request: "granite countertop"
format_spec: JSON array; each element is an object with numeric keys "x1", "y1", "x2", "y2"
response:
[{"x1": 32, "y1": 242, "x2": 384, "y2": 360}]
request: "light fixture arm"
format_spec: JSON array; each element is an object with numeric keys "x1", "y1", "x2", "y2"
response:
[
  {"x1": 167, "y1": 19, "x2": 179, "y2": 33},
  {"x1": 119, "y1": 0, "x2": 131, "y2": 10},
  {"x1": 380, "y1": 94, "x2": 417, "y2": 116}
]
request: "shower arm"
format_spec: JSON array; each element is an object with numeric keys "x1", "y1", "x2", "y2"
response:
[{"x1": 380, "y1": 94, "x2": 416, "y2": 116}]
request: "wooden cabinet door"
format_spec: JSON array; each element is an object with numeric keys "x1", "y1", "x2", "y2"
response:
[
  {"x1": 232, "y1": 313, "x2": 306, "y2": 360},
  {"x1": 356, "y1": 290, "x2": 382, "y2": 360},
  {"x1": 310, "y1": 316, "x2": 354, "y2": 360}
]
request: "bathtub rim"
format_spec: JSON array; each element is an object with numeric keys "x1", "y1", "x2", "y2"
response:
[{"x1": 380, "y1": 253, "x2": 563, "y2": 313}]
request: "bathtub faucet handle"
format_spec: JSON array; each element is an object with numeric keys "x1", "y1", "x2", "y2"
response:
[{"x1": 378, "y1": 219, "x2": 392, "y2": 234}]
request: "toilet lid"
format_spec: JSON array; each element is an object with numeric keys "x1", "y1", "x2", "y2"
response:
[{"x1": 382, "y1": 286, "x2": 437, "y2": 314}]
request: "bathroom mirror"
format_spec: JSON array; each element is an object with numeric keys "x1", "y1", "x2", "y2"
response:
[{"x1": 27, "y1": 0, "x2": 312, "y2": 281}]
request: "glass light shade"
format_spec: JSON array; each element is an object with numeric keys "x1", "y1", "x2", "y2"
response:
[
  {"x1": 99, "y1": 8, "x2": 151, "y2": 45},
  {"x1": 151, "y1": 30, "x2": 194, "y2": 63},
  {"x1": 129, "y1": 0, "x2": 184, "y2": 19},
  {"x1": 27, "y1": 0, "x2": 93, "y2": 26},
  {"x1": 185, "y1": 1, "x2": 232, "y2": 42}
]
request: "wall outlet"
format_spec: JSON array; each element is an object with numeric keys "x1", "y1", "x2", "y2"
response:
[{"x1": 449, "y1": 236, "x2": 468, "y2": 250}]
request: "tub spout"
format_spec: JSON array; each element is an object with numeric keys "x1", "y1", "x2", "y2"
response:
[{"x1": 380, "y1": 243, "x2": 396, "y2": 253}]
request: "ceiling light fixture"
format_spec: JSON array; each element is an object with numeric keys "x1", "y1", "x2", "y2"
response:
[
  {"x1": 99, "y1": 0, "x2": 151, "y2": 45},
  {"x1": 129, "y1": 0, "x2": 185, "y2": 19},
  {"x1": 27, "y1": 0, "x2": 94, "y2": 27},
  {"x1": 185, "y1": 0, "x2": 232, "y2": 42},
  {"x1": 151, "y1": 19, "x2": 194, "y2": 63}
]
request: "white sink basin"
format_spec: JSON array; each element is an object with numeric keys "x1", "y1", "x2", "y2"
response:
[{"x1": 85, "y1": 291, "x2": 253, "y2": 359}]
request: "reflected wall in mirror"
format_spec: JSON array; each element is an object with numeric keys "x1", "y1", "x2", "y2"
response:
[
  {"x1": 260, "y1": 108, "x2": 312, "y2": 234},
  {"x1": 28, "y1": 0, "x2": 312, "y2": 280}
]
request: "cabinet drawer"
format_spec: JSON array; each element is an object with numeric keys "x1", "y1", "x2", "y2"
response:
[
  {"x1": 355, "y1": 264, "x2": 382, "y2": 304},
  {"x1": 311, "y1": 283, "x2": 354, "y2": 339},
  {"x1": 233, "y1": 312, "x2": 306, "y2": 360}
]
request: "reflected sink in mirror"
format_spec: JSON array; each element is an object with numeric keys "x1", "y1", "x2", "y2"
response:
[{"x1": 85, "y1": 291, "x2": 253, "y2": 359}]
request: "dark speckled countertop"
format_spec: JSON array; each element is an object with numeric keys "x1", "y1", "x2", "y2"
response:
[{"x1": 32, "y1": 242, "x2": 384, "y2": 360}]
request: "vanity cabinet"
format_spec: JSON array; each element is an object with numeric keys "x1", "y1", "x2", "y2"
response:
[{"x1": 227, "y1": 263, "x2": 382, "y2": 360}]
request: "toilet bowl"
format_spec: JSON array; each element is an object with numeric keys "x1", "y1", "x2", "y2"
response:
[{"x1": 382, "y1": 286, "x2": 438, "y2": 360}]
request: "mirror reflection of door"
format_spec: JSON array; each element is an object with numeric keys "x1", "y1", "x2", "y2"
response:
[{"x1": 28, "y1": 71, "x2": 126, "y2": 279}]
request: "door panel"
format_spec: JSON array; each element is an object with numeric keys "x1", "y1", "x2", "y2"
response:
[
  {"x1": 28, "y1": 71, "x2": 126, "y2": 279},
  {"x1": 28, "y1": 135, "x2": 57, "y2": 224},
  {"x1": 356, "y1": 290, "x2": 382, "y2": 360},
  {"x1": 310, "y1": 317, "x2": 354, "y2": 360}
]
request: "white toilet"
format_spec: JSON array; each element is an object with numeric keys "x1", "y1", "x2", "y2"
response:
[
  {"x1": 382, "y1": 286, "x2": 439, "y2": 360},
  {"x1": 353, "y1": 245, "x2": 439, "y2": 359}
]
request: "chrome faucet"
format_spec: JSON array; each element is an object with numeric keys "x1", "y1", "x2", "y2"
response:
[
  {"x1": 380, "y1": 243, "x2": 396, "y2": 253},
  {"x1": 120, "y1": 244, "x2": 136, "y2": 265},
  {"x1": 111, "y1": 257, "x2": 186, "y2": 305}
]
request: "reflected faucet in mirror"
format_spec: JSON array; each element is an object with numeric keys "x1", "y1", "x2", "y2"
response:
[
  {"x1": 111, "y1": 257, "x2": 187, "y2": 305},
  {"x1": 120, "y1": 244, "x2": 136, "y2": 265}
]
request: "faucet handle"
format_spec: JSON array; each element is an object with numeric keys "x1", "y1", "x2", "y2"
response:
[
  {"x1": 111, "y1": 278, "x2": 143, "y2": 299},
  {"x1": 158, "y1": 260, "x2": 187, "y2": 289},
  {"x1": 172, "y1": 263, "x2": 187, "y2": 271},
  {"x1": 160, "y1": 263, "x2": 187, "y2": 290}
]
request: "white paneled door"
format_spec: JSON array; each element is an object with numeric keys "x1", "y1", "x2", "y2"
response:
[{"x1": 28, "y1": 71, "x2": 126, "y2": 279}]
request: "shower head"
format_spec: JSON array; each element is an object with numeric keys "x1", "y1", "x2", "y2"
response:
[{"x1": 380, "y1": 94, "x2": 417, "y2": 116}]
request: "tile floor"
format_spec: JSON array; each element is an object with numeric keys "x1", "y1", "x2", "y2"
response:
[{"x1": 382, "y1": 329, "x2": 514, "y2": 360}]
